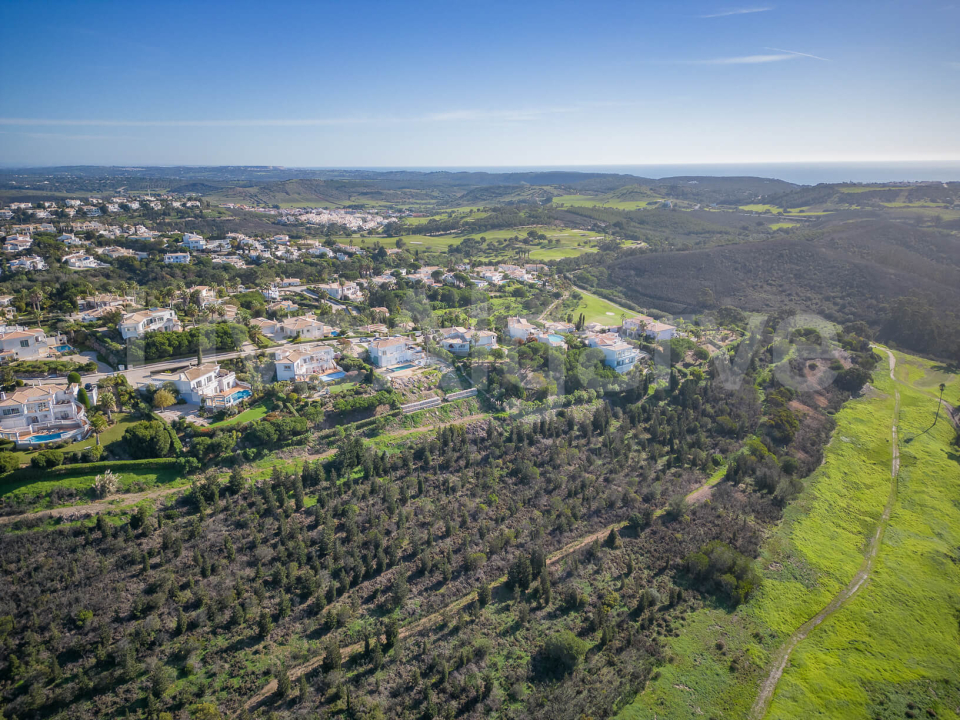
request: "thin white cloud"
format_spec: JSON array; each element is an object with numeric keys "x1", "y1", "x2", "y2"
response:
[
  {"x1": 0, "y1": 106, "x2": 586, "y2": 128},
  {"x1": 683, "y1": 53, "x2": 799, "y2": 65},
  {"x1": 700, "y1": 7, "x2": 771, "y2": 18},
  {"x1": 764, "y1": 47, "x2": 831, "y2": 61}
]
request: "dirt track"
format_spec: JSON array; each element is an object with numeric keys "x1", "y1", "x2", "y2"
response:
[
  {"x1": 242, "y1": 463, "x2": 722, "y2": 713},
  {"x1": 1, "y1": 414, "x2": 491, "y2": 527},
  {"x1": 749, "y1": 348, "x2": 901, "y2": 719}
]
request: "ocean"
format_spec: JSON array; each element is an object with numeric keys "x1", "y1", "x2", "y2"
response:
[{"x1": 352, "y1": 162, "x2": 960, "y2": 186}]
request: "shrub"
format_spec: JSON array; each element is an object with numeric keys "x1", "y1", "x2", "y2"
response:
[
  {"x1": 0, "y1": 452, "x2": 19, "y2": 473},
  {"x1": 123, "y1": 421, "x2": 173, "y2": 459},
  {"x1": 67, "y1": 371, "x2": 82, "y2": 385},
  {"x1": 541, "y1": 631, "x2": 589, "y2": 674},
  {"x1": 82, "y1": 445, "x2": 104, "y2": 463},
  {"x1": 31, "y1": 449, "x2": 64, "y2": 469}
]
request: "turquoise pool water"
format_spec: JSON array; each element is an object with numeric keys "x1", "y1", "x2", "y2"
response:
[
  {"x1": 229, "y1": 389, "x2": 252, "y2": 402},
  {"x1": 54, "y1": 345, "x2": 73, "y2": 353},
  {"x1": 547, "y1": 334, "x2": 564, "y2": 343},
  {"x1": 320, "y1": 371, "x2": 346, "y2": 382},
  {"x1": 390, "y1": 363, "x2": 415, "y2": 372},
  {"x1": 32, "y1": 431, "x2": 66, "y2": 442}
]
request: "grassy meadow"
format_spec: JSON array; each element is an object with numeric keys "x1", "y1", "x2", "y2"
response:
[{"x1": 619, "y1": 349, "x2": 960, "y2": 720}]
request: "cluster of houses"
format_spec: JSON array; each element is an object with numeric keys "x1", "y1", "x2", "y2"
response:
[{"x1": 504, "y1": 313, "x2": 677, "y2": 374}]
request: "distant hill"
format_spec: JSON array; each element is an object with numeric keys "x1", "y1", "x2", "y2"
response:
[{"x1": 587, "y1": 218, "x2": 960, "y2": 346}]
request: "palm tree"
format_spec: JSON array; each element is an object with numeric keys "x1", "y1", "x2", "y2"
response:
[
  {"x1": 97, "y1": 392, "x2": 116, "y2": 421},
  {"x1": 89, "y1": 413, "x2": 108, "y2": 445}
]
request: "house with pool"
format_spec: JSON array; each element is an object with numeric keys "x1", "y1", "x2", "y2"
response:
[
  {"x1": 0, "y1": 326, "x2": 71, "y2": 361},
  {"x1": 272, "y1": 345, "x2": 343, "y2": 382},
  {"x1": 0, "y1": 383, "x2": 92, "y2": 447},
  {"x1": 149, "y1": 362, "x2": 251, "y2": 408}
]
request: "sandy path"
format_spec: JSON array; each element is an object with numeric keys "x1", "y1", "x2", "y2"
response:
[
  {"x1": 0, "y1": 484, "x2": 186, "y2": 525},
  {"x1": 749, "y1": 348, "x2": 901, "y2": 719}
]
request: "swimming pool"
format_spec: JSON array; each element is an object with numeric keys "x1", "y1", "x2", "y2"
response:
[
  {"x1": 320, "y1": 371, "x2": 346, "y2": 382},
  {"x1": 389, "y1": 363, "x2": 415, "y2": 372},
  {"x1": 229, "y1": 389, "x2": 252, "y2": 402},
  {"x1": 547, "y1": 334, "x2": 565, "y2": 343},
  {"x1": 54, "y1": 345, "x2": 74, "y2": 353},
  {"x1": 32, "y1": 431, "x2": 66, "y2": 442}
]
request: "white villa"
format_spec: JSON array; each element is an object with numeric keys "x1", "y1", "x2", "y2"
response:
[
  {"x1": 0, "y1": 327, "x2": 67, "y2": 361},
  {"x1": 164, "y1": 252, "x2": 191, "y2": 264},
  {"x1": 79, "y1": 294, "x2": 134, "y2": 312},
  {"x1": 181, "y1": 233, "x2": 207, "y2": 251},
  {"x1": 506, "y1": 315, "x2": 537, "y2": 341},
  {"x1": 119, "y1": 308, "x2": 181, "y2": 339},
  {"x1": 272, "y1": 345, "x2": 342, "y2": 382},
  {"x1": 317, "y1": 281, "x2": 363, "y2": 302},
  {"x1": 149, "y1": 362, "x2": 249, "y2": 407},
  {"x1": 7, "y1": 255, "x2": 47, "y2": 272},
  {"x1": 622, "y1": 315, "x2": 677, "y2": 341},
  {"x1": 3, "y1": 235, "x2": 33, "y2": 252},
  {"x1": 63, "y1": 252, "x2": 107, "y2": 269},
  {"x1": 369, "y1": 337, "x2": 424, "y2": 368},
  {"x1": 279, "y1": 315, "x2": 329, "y2": 340},
  {"x1": 585, "y1": 332, "x2": 643, "y2": 374},
  {"x1": 438, "y1": 327, "x2": 499, "y2": 356},
  {"x1": 0, "y1": 383, "x2": 91, "y2": 447}
]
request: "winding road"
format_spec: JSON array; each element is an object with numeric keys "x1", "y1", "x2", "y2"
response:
[{"x1": 749, "y1": 348, "x2": 901, "y2": 719}]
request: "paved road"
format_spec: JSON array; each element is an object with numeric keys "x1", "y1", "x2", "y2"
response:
[{"x1": 33, "y1": 342, "x2": 261, "y2": 389}]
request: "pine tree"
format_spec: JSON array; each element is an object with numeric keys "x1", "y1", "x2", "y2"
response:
[
  {"x1": 276, "y1": 663, "x2": 290, "y2": 698},
  {"x1": 540, "y1": 568, "x2": 552, "y2": 606}
]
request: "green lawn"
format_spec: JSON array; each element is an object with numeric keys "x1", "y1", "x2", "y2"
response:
[
  {"x1": 326, "y1": 382, "x2": 357, "y2": 394},
  {"x1": 207, "y1": 401, "x2": 270, "y2": 427},
  {"x1": 565, "y1": 288, "x2": 636, "y2": 325},
  {"x1": 0, "y1": 463, "x2": 182, "y2": 503}
]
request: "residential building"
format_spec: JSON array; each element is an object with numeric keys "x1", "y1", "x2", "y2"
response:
[
  {"x1": 7, "y1": 255, "x2": 47, "y2": 272},
  {"x1": 506, "y1": 315, "x2": 537, "y2": 341},
  {"x1": 267, "y1": 300, "x2": 299, "y2": 315},
  {"x1": 79, "y1": 294, "x2": 134, "y2": 311},
  {"x1": 438, "y1": 327, "x2": 499, "y2": 356},
  {"x1": 164, "y1": 252, "x2": 191, "y2": 264},
  {"x1": 272, "y1": 345, "x2": 342, "y2": 382},
  {"x1": 119, "y1": 308, "x2": 181, "y2": 339},
  {"x1": 585, "y1": 332, "x2": 643, "y2": 374},
  {"x1": 0, "y1": 327, "x2": 64, "y2": 360},
  {"x1": 279, "y1": 315, "x2": 329, "y2": 340},
  {"x1": 0, "y1": 383, "x2": 91, "y2": 447},
  {"x1": 181, "y1": 233, "x2": 206, "y2": 251},
  {"x1": 621, "y1": 315, "x2": 676, "y2": 341},
  {"x1": 149, "y1": 362, "x2": 249, "y2": 407},
  {"x1": 62, "y1": 252, "x2": 106, "y2": 269},
  {"x1": 3, "y1": 235, "x2": 32, "y2": 252},
  {"x1": 187, "y1": 286, "x2": 219, "y2": 307},
  {"x1": 369, "y1": 337, "x2": 424, "y2": 368},
  {"x1": 317, "y1": 281, "x2": 362, "y2": 302}
]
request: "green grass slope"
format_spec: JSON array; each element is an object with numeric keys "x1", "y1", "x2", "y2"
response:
[{"x1": 618, "y1": 350, "x2": 960, "y2": 720}]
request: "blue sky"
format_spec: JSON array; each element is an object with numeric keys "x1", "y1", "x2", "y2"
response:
[{"x1": 1, "y1": 0, "x2": 958, "y2": 167}]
